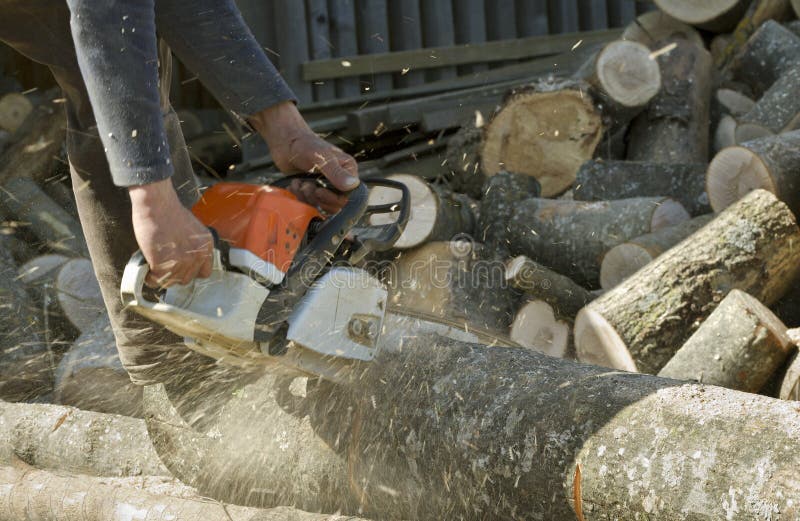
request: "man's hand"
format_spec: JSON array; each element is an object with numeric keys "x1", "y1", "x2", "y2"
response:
[
  {"x1": 249, "y1": 101, "x2": 359, "y2": 213},
  {"x1": 129, "y1": 179, "x2": 214, "y2": 288}
]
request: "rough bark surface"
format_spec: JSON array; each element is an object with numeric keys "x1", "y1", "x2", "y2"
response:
[
  {"x1": 507, "y1": 197, "x2": 689, "y2": 287},
  {"x1": 145, "y1": 326, "x2": 800, "y2": 520},
  {"x1": 658, "y1": 289, "x2": 792, "y2": 392},
  {"x1": 575, "y1": 190, "x2": 800, "y2": 374},
  {"x1": 0, "y1": 401, "x2": 167, "y2": 477},
  {"x1": 445, "y1": 119, "x2": 486, "y2": 199},
  {"x1": 627, "y1": 40, "x2": 712, "y2": 164},
  {"x1": 505, "y1": 255, "x2": 594, "y2": 319},
  {"x1": 737, "y1": 63, "x2": 800, "y2": 138},
  {"x1": 727, "y1": 20, "x2": 800, "y2": 97},
  {"x1": 0, "y1": 103, "x2": 64, "y2": 186},
  {"x1": 477, "y1": 171, "x2": 541, "y2": 255},
  {"x1": 714, "y1": 0, "x2": 794, "y2": 68},
  {"x1": 573, "y1": 159, "x2": 710, "y2": 216}
]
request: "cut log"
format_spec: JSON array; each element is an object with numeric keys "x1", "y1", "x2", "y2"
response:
[
  {"x1": 627, "y1": 40, "x2": 713, "y2": 164},
  {"x1": 0, "y1": 92, "x2": 32, "y2": 133},
  {"x1": 713, "y1": 113, "x2": 738, "y2": 152},
  {"x1": 574, "y1": 189, "x2": 800, "y2": 374},
  {"x1": 793, "y1": 0, "x2": 800, "y2": 17},
  {"x1": 709, "y1": 33, "x2": 733, "y2": 64},
  {"x1": 386, "y1": 241, "x2": 514, "y2": 333},
  {"x1": 621, "y1": 10, "x2": 704, "y2": 48},
  {"x1": 54, "y1": 315, "x2": 142, "y2": 418},
  {"x1": 510, "y1": 299, "x2": 571, "y2": 358},
  {"x1": 573, "y1": 159, "x2": 710, "y2": 216},
  {"x1": 736, "y1": 63, "x2": 800, "y2": 142},
  {"x1": 658, "y1": 289, "x2": 793, "y2": 392},
  {"x1": 599, "y1": 215, "x2": 713, "y2": 289},
  {"x1": 787, "y1": 18, "x2": 800, "y2": 36},
  {"x1": 0, "y1": 177, "x2": 88, "y2": 256},
  {"x1": 479, "y1": 79, "x2": 604, "y2": 197},
  {"x1": 713, "y1": 88, "x2": 755, "y2": 120},
  {"x1": 507, "y1": 197, "x2": 689, "y2": 286},
  {"x1": 505, "y1": 255, "x2": 595, "y2": 318},
  {"x1": 444, "y1": 117, "x2": 485, "y2": 198},
  {"x1": 146, "y1": 322, "x2": 800, "y2": 519},
  {"x1": 367, "y1": 173, "x2": 476, "y2": 250},
  {"x1": 726, "y1": 20, "x2": 800, "y2": 98},
  {"x1": 713, "y1": 0, "x2": 794, "y2": 68},
  {"x1": 0, "y1": 102, "x2": 65, "y2": 186},
  {"x1": 653, "y1": 0, "x2": 749, "y2": 32},
  {"x1": 707, "y1": 129, "x2": 800, "y2": 215},
  {"x1": 477, "y1": 170, "x2": 541, "y2": 254},
  {"x1": 780, "y1": 341, "x2": 800, "y2": 399},
  {"x1": 0, "y1": 401, "x2": 167, "y2": 476},
  {"x1": 0, "y1": 465, "x2": 363, "y2": 521},
  {"x1": 17, "y1": 254, "x2": 69, "y2": 285}
]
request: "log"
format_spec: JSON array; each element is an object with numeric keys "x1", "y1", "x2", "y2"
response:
[
  {"x1": 726, "y1": 20, "x2": 800, "y2": 98},
  {"x1": 145, "y1": 323, "x2": 800, "y2": 519},
  {"x1": 509, "y1": 299, "x2": 572, "y2": 358},
  {"x1": 0, "y1": 401, "x2": 167, "y2": 477},
  {"x1": 794, "y1": 0, "x2": 800, "y2": 17},
  {"x1": 0, "y1": 102, "x2": 65, "y2": 186},
  {"x1": 599, "y1": 215, "x2": 713, "y2": 289},
  {"x1": 444, "y1": 116, "x2": 485, "y2": 198},
  {"x1": 508, "y1": 197, "x2": 689, "y2": 286},
  {"x1": 713, "y1": 0, "x2": 794, "y2": 68},
  {"x1": 0, "y1": 92, "x2": 32, "y2": 133},
  {"x1": 706, "y1": 129, "x2": 800, "y2": 215},
  {"x1": 0, "y1": 177, "x2": 88, "y2": 256},
  {"x1": 366, "y1": 173, "x2": 476, "y2": 250},
  {"x1": 54, "y1": 315, "x2": 142, "y2": 418},
  {"x1": 658, "y1": 289, "x2": 793, "y2": 392},
  {"x1": 627, "y1": 40, "x2": 713, "y2": 164},
  {"x1": 0, "y1": 465, "x2": 364, "y2": 521},
  {"x1": 505, "y1": 255, "x2": 595, "y2": 318},
  {"x1": 621, "y1": 10, "x2": 704, "y2": 48},
  {"x1": 735, "y1": 63, "x2": 800, "y2": 142},
  {"x1": 573, "y1": 159, "x2": 711, "y2": 216},
  {"x1": 386, "y1": 241, "x2": 514, "y2": 333},
  {"x1": 574, "y1": 189, "x2": 800, "y2": 374},
  {"x1": 780, "y1": 344, "x2": 800, "y2": 399},
  {"x1": 653, "y1": 0, "x2": 750, "y2": 32},
  {"x1": 477, "y1": 170, "x2": 541, "y2": 254},
  {"x1": 713, "y1": 87, "x2": 755, "y2": 120},
  {"x1": 713, "y1": 113, "x2": 738, "y2": 152}
]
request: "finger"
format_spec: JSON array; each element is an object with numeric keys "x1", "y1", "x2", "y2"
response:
[
  {"x1": 335, "y1": 150, "x2": 358, "y2": 178},
  {"x1": 315, "y1": 188, "x2": 347, "y2": 213},
  {"x1": 198, "y1": 254, "x2": 213, "y2": 278},
  {"x1": 299, "y1": 181, "x2": 318, "y2": 206},
  {"x1": 318, "y1": 151, "x2": 360, "y2": 191},
  {"x1": 288, "y1": 179, "x2": 306, "y2": 202},
  {"x1": 179, "y1": 261, "x2": 203, "y2": 286}
]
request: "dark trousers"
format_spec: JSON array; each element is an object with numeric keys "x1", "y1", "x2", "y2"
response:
[{"x1": 0, "y1": 0, "x2": 199, "y2": 385}]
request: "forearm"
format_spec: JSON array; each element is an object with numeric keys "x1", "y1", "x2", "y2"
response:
[{"x1": 67, "y1": 0, "x2": 173, "y2": 187}]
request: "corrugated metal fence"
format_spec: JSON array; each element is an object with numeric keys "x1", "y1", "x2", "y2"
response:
[{"x1": 228, "y1": 0, "x2": 654, "y2": 105}]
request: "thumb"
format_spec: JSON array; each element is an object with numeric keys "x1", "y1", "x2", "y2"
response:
[{"x1": 320, "y1": 156, "x2": 360, "y2": 192}]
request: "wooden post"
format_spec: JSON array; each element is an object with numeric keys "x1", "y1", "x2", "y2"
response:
[{"x1": 574, "y1": 190, "x2": 800, "y2": 374}]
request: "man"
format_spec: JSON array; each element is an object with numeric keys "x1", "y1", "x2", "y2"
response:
[{"x1": 0, "y1": 0, "x2": 359, "y2": 385}]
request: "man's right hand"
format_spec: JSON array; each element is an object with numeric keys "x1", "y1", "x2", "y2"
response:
[{"x1": 129, "y1": 179, "x2": 213, "y2": 288}]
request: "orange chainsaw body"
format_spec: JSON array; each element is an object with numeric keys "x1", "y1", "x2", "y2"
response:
[{"x1": 191, "y1": 182, "x2": 322, "y2": 273}]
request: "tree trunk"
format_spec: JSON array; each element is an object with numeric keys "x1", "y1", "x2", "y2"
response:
[
  {"x1": 0, "y1": 177, "x2": 88, "y2": 257},
  {"x1": 713, "y1": 0, "x2": 794, "y2": 68},
  {"x1": 627, "y1": 40, "x2": 713, "y2": 164},
  {"x1": 386, "y1": 241, "x2": 514, "y2": 334},
  {"x1": 726, "y1": 20, "x2": 800, "y2": 98},
  {"x1": 0, "y1": 465, "x2": 365, "y2": 521},
  {"x1": 444, "y1": 118, "x2": 485, "y2": 199},
  {"x1": 653, "y1": 0, "x2": 749, "y2": 32},
  {"x1": 574, "y1": 189, "x2": 800, "y2": 374},
  {"x1": 505, "y1": 255, "x2": 594, "y2": 319},
  {"x1": 714, "y1": 113, "x2": 739, "y2": 153},
  {"x1": 477, "y1": 171, "x2": 540, "y2": 254},
  {"x1": 507, "y1": 197, "x2": 690, "y2": 286},
  {"x1": 658, "y1": 289, "x2": 793, "y2": 392},
  {"x1": 54, "y1": 315, "x2": 143, "y2": 418},
  {"x1": 736, "y1": 63, "x2": 800, "y2": 141},
  {"x1": 707, "y1": 129, "x2": 800, "y2": 215},
  {"x1": 621, "y1": 10, "x2": 703, "y2": 48},
  {"x1": 145, "y1": 323, "x2": 800, "y2": 519},
  {"x1": 509, "y1": 299, "x2": 572, "y2": 358},
  {"x1": 599, "y1": 215, "x2": 713, "y2": 289},
  {"x1": 711, "y1": 88, "x2": 755, "y2": 128},
  {"x1": 0, "y1": 401, "x2": 167, "y2": 477},
  {"x1": 367, "y1": 174, "x2": 476, "y2": 250},
  {"x1": 573, "y1": 159, "x2": 710, "y2": 216}
]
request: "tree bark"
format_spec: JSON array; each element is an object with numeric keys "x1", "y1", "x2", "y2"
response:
[
  {"x1": 653, "y1": 0, "x2": 750, "y2": 32},
  {"x1": 627, "y1": 40, "x2": 713, "y2": 164},
  {"x1": 711, "y1": 88, "x2": 755, "y2": 128},
  {"x1": 0, "y1": 401, "x2": 167, "y2": 477},
  {"x1": 0, "y1": 177, "x2": 88, "y2": 257},
  {"x1": 444, "y1": 117, "x2": 486, "y2": 199},
  {"x1": 367, "y1": 174, "x2": 476, "y2": 250},
  {"x1": 0, "y1": 464, "x2": 366, "y2": 521},
  {"x1": 477, "y1": 171, "x2": 540, "y2": 254},
  {"x1": 736, "y1": 63, "x2": 800, "y2": 141},
  {"x1": 145, "y1": 323, "x2": 800, "y2": 520},
  {"x1": 509, "y1": 299, "x2": 572, "y2": 358},
  {"x1": 706, "y1": 129, "x2": 800, "y2": 215},
  {"x1": 599, "y1": 215, "x2": 713, "y2": 289},
  {"x1": 713, "y1": 0, "x2": 794, "y2": 68},
  {"x1": 658, "y1": 289, "x2": 793, "y2": 392},
  {"x1": 574, "y1": 189, "x2": 800, "y2": 374},
  {"x1": 505, "y1": 255, "x2": 594, "y2": 319},
  {"x1": 621, "y1": 10, "x2": 704, "y2": 48},
  {"x1": 0, "y1": 102, "x2": 64, "y2": 186},
  {"x1": 573, "y1": 159, "x2": 710, "y2": 216},
  {"x1": 507, "y1": 197, "x2": 690, "y2": 286},
  {"x1": 726, "y1": 20, "x2": 800, "y2": 98}
]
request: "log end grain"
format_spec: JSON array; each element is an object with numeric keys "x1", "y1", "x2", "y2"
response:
[
  {"x1": 510, "y1": 300, "x2": 571, "y2": 359},
  {"x1": 573, "y1": 307, "x2": 638, "y2": 371},
  {"x1": 650, "y1": 198, "x2": 691, "y2": 230},
  {"x1": 622, "y1": 11, "x2": 704, "y2": 48},
  {"x1": 707, "y1": 145, "x2": 777, "y2": 213},
  {"x1": 368, "y1": 173, "x2": 438, "y2": 249},
  {"x1": 599, "y1": 242, "x2": 653, "y2": 290},
  {"x1": 595, "y1": 40, "x2": 662, "y2": 108},
  {"x1": 654, "y1": 0, "x2": 746, "y2": 30}
]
